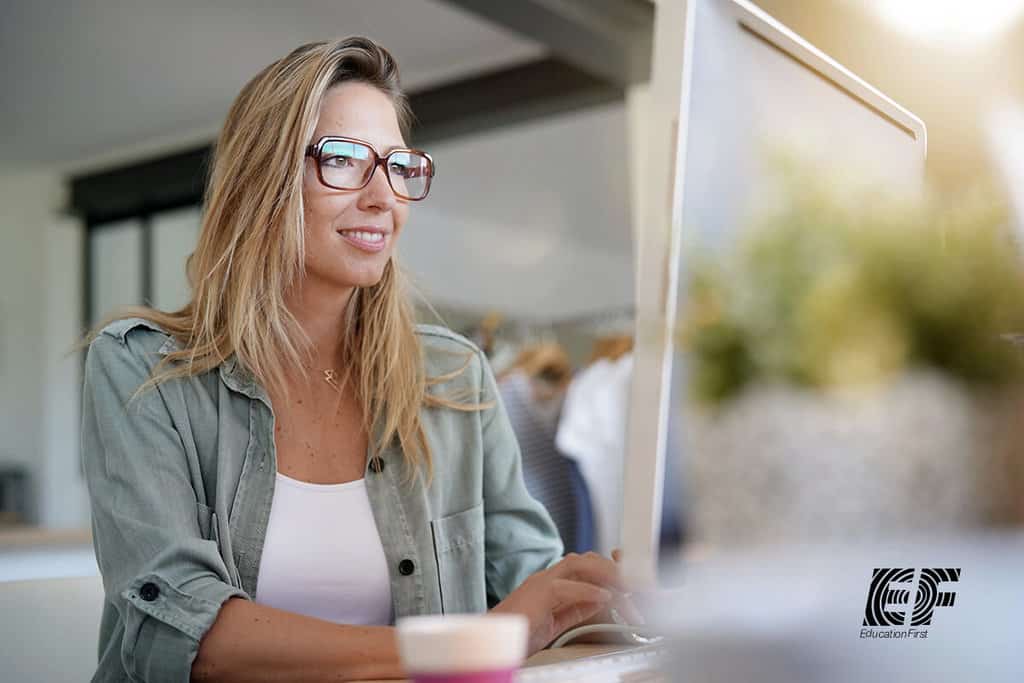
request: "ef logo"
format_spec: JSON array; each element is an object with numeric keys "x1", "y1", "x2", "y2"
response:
[{"x1": 863, "y1": 568, "x2": 961, "y2": 627}]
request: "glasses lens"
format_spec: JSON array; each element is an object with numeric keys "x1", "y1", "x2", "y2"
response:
[
  {"x1": 319, "y1": 140, "x2": 374, "y2": 189},
  {"x1": 386, "y1": 151, "x2": 432, "y2": 199}
]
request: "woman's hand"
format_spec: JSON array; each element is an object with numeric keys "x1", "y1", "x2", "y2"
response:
[
  {"x1": 568, "y1": 549, "x2": 646, "y2": 644},
  {"x1": 490, "y1": 552, "x2": 626, "y2": 654}
]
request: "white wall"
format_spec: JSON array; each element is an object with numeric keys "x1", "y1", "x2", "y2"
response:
[
  {"x1": 40, "y1": 216, "x2": 88, "y2": 529},
  {"x1": 0, "y1": 171, "x2": 88, "y2": 528},
  {"x1": 401, "y1": 102, "x2": 634, "y2": 321},
  {"x1": 152, "y1": 207, "x2": 202, "y2": 312}
]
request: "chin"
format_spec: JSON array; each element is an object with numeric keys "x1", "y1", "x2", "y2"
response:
[
  {"x1": 345, "y1": 265, "x2": 389, "y2": 289},
  {"x1": 351, "y1": 274, "x2": 385, "y2": 289},
  {"x1": 308, "y1": 252, "x2": 392, "y2": 291}
]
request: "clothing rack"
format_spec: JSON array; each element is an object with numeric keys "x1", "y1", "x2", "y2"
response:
[
  {"x1": 550, "y1": 305, "x2": 635, "y2": 336},
  {"x1": 450, "y1": 305, "x2": 636, "y2": 372}
]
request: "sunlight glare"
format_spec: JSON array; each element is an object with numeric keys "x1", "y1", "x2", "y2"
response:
[{"x1": 869, "y1": 0, "x2": 1024, "y2": 44}]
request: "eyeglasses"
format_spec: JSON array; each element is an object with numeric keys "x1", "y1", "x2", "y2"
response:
[{"x1": 305, "y1": 136, "x2": 435, "y2": 201}]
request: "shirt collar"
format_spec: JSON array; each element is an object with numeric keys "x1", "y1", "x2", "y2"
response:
[
  {"x1": 217, "y1": 355, "x2": 271, "y2": 407},
  {"x1": 157, "y1": 338, "x2": 268, "y2": 406}
]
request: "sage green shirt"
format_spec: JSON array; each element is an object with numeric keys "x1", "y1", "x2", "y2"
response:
[{"x1": 82, "y1": 318, "x2": 562, "y2": 682}]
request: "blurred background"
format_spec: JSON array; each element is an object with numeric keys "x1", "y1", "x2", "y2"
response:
[{"x1": 2, "y1": 0, "x2": 1024, "y2": 588}]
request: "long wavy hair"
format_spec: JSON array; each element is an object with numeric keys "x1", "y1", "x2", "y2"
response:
[{"x1": 96, "y1": 37, "x2": 484, "y2": 477}]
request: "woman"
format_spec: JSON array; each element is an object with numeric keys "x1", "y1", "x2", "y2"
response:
[{"x1": 82, "y1": 37, "x2": 628, "y2": 682}]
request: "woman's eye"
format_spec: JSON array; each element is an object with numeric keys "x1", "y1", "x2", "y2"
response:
[
  {"x1": 324, "y1": 155, "x2": 354, "y2": 168},
  {"x1": 389, "y1": 162, "x2": 412, "y2": 177}
]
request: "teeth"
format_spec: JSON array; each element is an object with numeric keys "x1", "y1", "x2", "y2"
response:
[{"x1": 342, "y1": 230, "x2": 384, "y2": 243}]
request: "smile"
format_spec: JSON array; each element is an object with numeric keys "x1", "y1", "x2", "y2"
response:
[{"x1": 337, "y1": 228, "x2": 388, "y2": 253}]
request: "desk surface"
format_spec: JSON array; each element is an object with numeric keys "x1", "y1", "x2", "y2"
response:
[
  {"x1": 356, "y1": 644, "x2": 636, "y2": 683},
  {"x1": 0, "y1": 525, "x2": 92, "y2": 547}
]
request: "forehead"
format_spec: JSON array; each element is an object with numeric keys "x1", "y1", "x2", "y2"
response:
[{"x1": 313, "y1": 81, "x2": 405, "y2": 152}]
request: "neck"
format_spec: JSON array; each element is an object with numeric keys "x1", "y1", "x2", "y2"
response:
[{"x1": 285, "y1": 277, "x2": 356, "y2": 372}]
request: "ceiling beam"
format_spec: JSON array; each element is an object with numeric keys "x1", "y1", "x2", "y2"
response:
[
  {"x1": 410, "y1": 58, "x2": 621, "y2": 144},
  {"x1": 440, "y1": 0, "x2": 654, "y2": 86},
  {"x1": 70, "y1": 146, "x2": 213, "y2": 226}
]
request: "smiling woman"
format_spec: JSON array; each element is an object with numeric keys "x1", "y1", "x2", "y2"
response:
[{"x1": 78, "y1": 36, "x2": 628, "y2": 682}]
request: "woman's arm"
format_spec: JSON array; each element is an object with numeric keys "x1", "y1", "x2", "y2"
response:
[
  {"x1": 192, "y1": 599, "x2": 402, "y2": 682},
  {"x1": 83, "y1": 331, "x2": 250, "y2": 681}
]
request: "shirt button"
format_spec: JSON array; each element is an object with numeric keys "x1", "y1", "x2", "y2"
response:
[
  {"x1": 369, "y1": 457, "x2": 385, "y2": 473},
  {"x1": 398, "y1": 559, "x2": 415, "y2": 576},
  {"x1": 139, "y1": 582, "x2": 160, "y2": 602}
]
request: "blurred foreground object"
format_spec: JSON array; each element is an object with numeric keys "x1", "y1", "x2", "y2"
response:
[
  {"x1": 986, "y1": 104, "x2": 1024, "y2": 248},
  {"x1": 655, "y1": 531, "x2": 1022, "y2": 683},
  {"x1": 681, "y1": 166, "x2": 1024, "y2": 546}
]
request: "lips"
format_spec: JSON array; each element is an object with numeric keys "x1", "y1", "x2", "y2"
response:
[{"x1": 337, "y1": 226, "x2": 389, "y2": 253}]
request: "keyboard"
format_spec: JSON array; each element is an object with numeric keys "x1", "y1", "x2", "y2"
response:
[{"x1": 517, "y1": 644, "x2": 668, "y2": 682}]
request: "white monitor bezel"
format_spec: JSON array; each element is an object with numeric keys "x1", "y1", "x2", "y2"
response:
[{"x1": 620, "y1": 0, "x2": 927, "y2": 587}]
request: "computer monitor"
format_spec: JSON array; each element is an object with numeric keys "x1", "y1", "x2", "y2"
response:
[{"x1": 620, "y1": 0, "x2": 927, "y2": 586}]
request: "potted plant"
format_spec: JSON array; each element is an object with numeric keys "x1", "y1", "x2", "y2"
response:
[{"x1": 680, "y1": 169, "x2": 1024, "y2": 547}]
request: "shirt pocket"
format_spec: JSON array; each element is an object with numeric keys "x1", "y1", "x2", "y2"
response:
[
  {"x1": 196, "y1": 502, "x2": 242, "y2": 588},
  {"x1": 430, "y1": 502, "x2": 486, "y2": 614}
]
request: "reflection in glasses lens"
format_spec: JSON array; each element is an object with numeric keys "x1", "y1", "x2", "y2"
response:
[
  {"x1": 386, "y1": 151, "x2": 431, "y2": 200},
  {"x1": 317, "y1": 139, "x2": 432, "y2": 200},
  {"x1": 320, "y1": 140, "x2": 374, "y2": 189}
]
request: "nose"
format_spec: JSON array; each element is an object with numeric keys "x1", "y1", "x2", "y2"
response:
[{"x1": 356, "y1": 162, "x2": 397, "y2": 213}]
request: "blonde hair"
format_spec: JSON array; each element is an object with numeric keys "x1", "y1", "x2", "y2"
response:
[{"x1": 95, "y1": 37, "x2": 484, "y2": 478}]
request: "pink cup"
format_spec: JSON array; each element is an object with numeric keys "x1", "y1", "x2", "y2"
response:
[{"x1": 396, "y1": 614, "x2": 528, "y2": 683}]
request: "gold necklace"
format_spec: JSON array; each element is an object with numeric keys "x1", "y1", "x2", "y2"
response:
[{"x1": 323, "y1": 369, "x2": 342, "y2": 391}]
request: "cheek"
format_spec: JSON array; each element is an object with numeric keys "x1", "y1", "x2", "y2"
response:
[
  {"x1": 302, "y1": 173, "x2": 326, "y2": 231},
  {"x1": 393, "y1": 204, "x2": 411, "y2": 235},
  {"x1": 303, "y1": 187, "x2": 354, "y2": 236}
]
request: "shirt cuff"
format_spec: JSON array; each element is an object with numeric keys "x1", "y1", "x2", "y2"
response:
[{"x1": 120, "y1": 572, "x2": 249, "y2": 681}]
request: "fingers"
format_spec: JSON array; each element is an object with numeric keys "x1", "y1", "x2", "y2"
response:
[
  {"x1": 551, "y1": 601, "x2": 607, "y2": 640},
  {"x1": 611, "y1": 593, "x2": 646, "y2": 626},
  {"x1": 577, "y1": 550, "x2": 644, "y2": 625},
  {"x1": 533, "y1": 578, "x2": 614, "y2": 650},
  {"x1": 550, "y1": 552, "x2": 629, "y2": 592},
  {"x1": 549, "y1": 577, "x2": 613, "y2": 611}
]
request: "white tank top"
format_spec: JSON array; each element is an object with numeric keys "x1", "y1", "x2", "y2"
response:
[{"x1": 254, "y1": 472, "x2": 394, "y2": 625}]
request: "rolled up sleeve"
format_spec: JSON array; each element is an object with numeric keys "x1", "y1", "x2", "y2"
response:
[
  {"x1": 477, "y1": 352, "x2": 564, "y2": 602},
  {"x1": 82, "y1": 334, "x2": 248, "y2": 682}
]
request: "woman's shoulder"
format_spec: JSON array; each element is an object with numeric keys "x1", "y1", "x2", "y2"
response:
[
  {"x1": 415, "y1": 324, "x2": 483, "y2": 363},
  {"x1": 95, "y1": 316, "x2": 176, "y2": 348},
  {"x1": 87, "y1": 317, "x2": 181, "y2": 376},
  {"x1": 414, "y1": 323, "x2": 492, "y2": 387}
]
